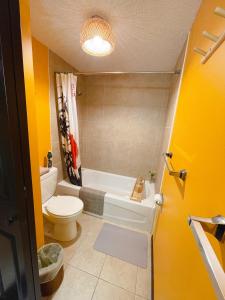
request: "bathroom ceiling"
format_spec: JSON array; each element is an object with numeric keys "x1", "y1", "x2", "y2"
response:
[{"x1": 30, "y1": 0, "x2": 201, "y2": 72}]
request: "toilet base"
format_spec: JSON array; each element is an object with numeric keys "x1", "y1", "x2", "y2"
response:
[
  {"x1": 54, "y1": 221, "x2": 77, "y2": 241},
  {"x1": 44, "y1": 218, "x2": 78, "y2": 242}
]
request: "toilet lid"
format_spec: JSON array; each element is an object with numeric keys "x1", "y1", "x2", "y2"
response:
[{"x1": 46, "y1": 196, "x2": 83, "y2": 217}]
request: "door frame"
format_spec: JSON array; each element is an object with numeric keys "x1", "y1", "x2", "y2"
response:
[{"x1": 2, "y1": 0, "x2": 40, "y2": 298}]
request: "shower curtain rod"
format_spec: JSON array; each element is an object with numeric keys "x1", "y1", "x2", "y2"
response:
[
  {"x1": 55, "y1": 70, "x2": 181, "y2": 96},
  {"x1": 73, "y1": 70, "x2": 181, "y2": 75}
]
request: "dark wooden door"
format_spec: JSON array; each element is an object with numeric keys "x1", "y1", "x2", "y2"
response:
[{"x1": 0, "y1": 1, "x2": 40, "y2": 299}]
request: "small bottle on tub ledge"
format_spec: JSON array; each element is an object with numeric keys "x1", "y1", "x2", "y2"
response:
[
  {"x1": 148, "y1": 170, "x2": 156, "y2": 183},
  {"x1": 47, "y1": 151, "x2": 53, "y2": 168}
]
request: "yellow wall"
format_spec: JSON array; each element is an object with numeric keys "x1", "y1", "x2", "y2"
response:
[
  {"x1": 32, "y1": 38, "x2": 51, "y2": 166},
  {"x1": 19, "y1": 0, "x2": 44, "y2": 248},
  {"x1": 154, "y1": 1, "x2": 225, "y2": 299}
]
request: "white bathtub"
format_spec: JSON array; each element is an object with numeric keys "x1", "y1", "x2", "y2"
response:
[{"x1": 56, "y1": 168, "x2": 157, "y2": 232}]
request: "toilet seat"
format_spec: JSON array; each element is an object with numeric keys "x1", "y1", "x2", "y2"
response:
[{"x1": 46, "y1": 195, "x2": 83, "y2": 218}]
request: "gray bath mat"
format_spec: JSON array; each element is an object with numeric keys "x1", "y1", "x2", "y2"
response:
[{"x1": 94, "y1": 223, "x2": 148, "y2": 268}]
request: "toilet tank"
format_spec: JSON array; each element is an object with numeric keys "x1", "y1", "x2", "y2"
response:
[{"x1": 40, "y1": 167, "x2": 58, "y2": 203}]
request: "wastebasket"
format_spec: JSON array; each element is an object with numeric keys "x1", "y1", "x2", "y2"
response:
[{"x1": 38, "y1": 243, "x2": 64, "y2": 296}]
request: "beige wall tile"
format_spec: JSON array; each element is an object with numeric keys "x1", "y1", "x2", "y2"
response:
[
  {"x1": 49, "y1": 61, "x2": 174, "y2": 182},
  {"x1": 80, "y1": 74, "x2": 171, "y2": 178}
]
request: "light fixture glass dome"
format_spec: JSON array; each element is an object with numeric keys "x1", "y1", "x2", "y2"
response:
[{"x1": 80, "y1": 16, "x2": 115, "y2": 57}]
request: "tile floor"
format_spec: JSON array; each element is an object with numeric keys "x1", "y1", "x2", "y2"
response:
[{"x1": 43, "y1": 213, "x2": 151, "y2": 300}]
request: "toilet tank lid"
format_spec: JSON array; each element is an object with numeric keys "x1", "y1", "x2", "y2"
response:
[
  {"x1": 40, "y1": 167, "x2": 57, "y2": 180},
  {"x1": 46, "y1": 195, "x2": 83, "y2": 217}
]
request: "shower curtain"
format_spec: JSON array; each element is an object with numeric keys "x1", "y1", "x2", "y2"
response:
[{"x1": 56, "y1": 73, "x2": 82, "y2": 186}]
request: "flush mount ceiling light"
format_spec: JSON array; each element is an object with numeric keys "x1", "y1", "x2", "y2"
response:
[{"x1": 80, "y1": 16, "x2": 115, "y2": 57}]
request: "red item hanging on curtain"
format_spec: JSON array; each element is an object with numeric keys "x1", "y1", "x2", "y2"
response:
[{"x1": 69, "y1": 134, "x2": 78, "y2": 170}]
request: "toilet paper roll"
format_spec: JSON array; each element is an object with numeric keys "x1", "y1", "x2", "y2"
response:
[{"x1": 154, "y1": 193, "x2": 163, "y2": 206}]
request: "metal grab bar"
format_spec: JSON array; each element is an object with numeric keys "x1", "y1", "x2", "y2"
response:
[
  {"x1": 163, "y1": 152, "x2": 187, "y2": 181},
  {"x1": 188, "y1": 216, "x2": 225, "y2": 300}
]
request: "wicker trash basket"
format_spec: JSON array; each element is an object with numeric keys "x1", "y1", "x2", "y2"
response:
[{"x1": 38, "y1": 243, "x2": 64, "y2": 296}]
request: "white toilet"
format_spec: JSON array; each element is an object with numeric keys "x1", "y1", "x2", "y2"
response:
[{"x1": 40, "y1": 167, "x2": 83, "y2": 242}]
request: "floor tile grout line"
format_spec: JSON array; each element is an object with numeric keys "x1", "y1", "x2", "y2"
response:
[
  {"x1": 90, "y1": 277, "x2": 99, "y2": 300},
  {"x1": 66, "y1": 242, "x2": 141, "y2": 295},
  {"x1": 99, "y1": 277, "x2": 137, "y2": 295},
  {"x1": 135, "y1": 265, "x2": 139, "y2": 296},
  {"x1": 65, "y1": 250, "x2": 107, "y2": 299},
  {"x1": 65, "y1": 245, "x2": 106, "y2": 275},
  {"x1": 80, "y1": 214, "x2": 104, "y2": 300},
  {"x1": 99, "y1": 277, "x2": 147, "y2": 299},
  {"x1": 96, "y1": 251, "x2": 147, "y2": 270},
  {"x1": 98, "y1": 254, "x2": 107, "y2": 279},
  {"x1": 60, "y1": 213, "x2": 150, "y2": 299},
  {"x1": 66, "y1": 263, "x2": 100, "y2": 280},
  {"x1": 146, "y1": 235, "x2": 152, "y2": 300},
  {"x1": 98, "y1": 252, "x2": 139, "y2": 294},
  {"x1": 63, "y1": 263, "x2": 100, "y2": 300},
  {"x1": 65, "y1": 255, "x2": 147, "y2": 298}
]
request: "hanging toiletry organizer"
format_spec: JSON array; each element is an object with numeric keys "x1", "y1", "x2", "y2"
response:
[{"x1": 194, "y1": 7, "x2": 225, "y2": 64}]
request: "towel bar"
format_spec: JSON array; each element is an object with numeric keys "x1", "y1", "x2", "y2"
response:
[
  {"x1": 163, "y1": 152, "x2": 187, "y2": 181},
  {"x1": 188, "y1": 215, "x2": 225, "y2": 300}
]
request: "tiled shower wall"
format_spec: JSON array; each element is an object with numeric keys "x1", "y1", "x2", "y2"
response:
[
  {"x1": 49, "y1": 54, "x2": 173, "y2": 182},
  {"x1": 79, "y1": 74, "x2": 172, "y2": 178}
]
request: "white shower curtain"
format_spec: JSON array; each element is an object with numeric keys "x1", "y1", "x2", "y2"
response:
[{"x1": 56, "y1": 73, "x2": 82, "y2": 186}]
